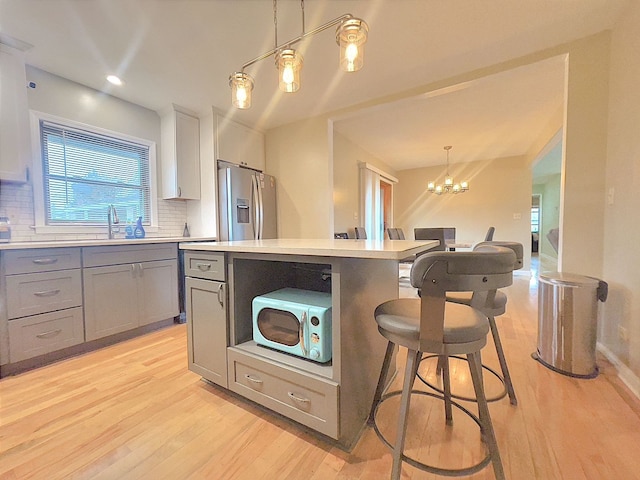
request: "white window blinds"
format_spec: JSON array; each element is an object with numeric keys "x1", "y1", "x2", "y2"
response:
[{"x1": 40, "y1": 120, "x2": 151, "y2": 225}]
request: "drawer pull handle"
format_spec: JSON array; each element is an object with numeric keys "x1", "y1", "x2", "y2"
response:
[
  {"x1": 244, "y1": 374, "x2": 263, "y2": 385},
  {"x1": 196, "y1": 263, "x2": 211, "y2": 271},
  {"x1": 288, "y1": 392, "x2": 310, "y2": 404},
  {"x1": 34, "y1": 289, "x2": 61, "y2": 297},
  {"x1": 36, "y1": 329, "x2": 62, "y2": 339},
  {"x1": 32, "y1": 258, "x2": 58, "y2": 265}
]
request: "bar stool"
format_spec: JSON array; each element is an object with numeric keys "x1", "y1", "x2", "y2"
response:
[
  {"x1": 441, "y1": 241, "x2": 523, "y2": 405},
  {"x1": 368, "y1": 246, "x2": 515, "y2": 480}
]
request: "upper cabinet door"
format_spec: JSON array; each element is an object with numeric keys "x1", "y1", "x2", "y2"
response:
[
  {"x1": 161, "y1": 106, "x2": 200, "y2": 200},
  {"x1": 0, "y1": 45, "x2": 31, "y2": 183},
  {"x1": 216, "y1": 114, "x2": 265, "y2": 172}
]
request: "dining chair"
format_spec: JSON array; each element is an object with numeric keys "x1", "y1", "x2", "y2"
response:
[
  {"x1": 387, "y1": 228, "x2": 406, "y2": 240},
  {"x1": 414, "y1": 227, "x2": 448, "y2": 251},
  {"x1": 355, "y1": 227, "x2": 367, "y2": 239},
  {"x1": 368, "y1": 245, "x2": 515, "y2": 480}
]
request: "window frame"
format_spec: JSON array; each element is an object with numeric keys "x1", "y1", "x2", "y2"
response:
[{"x1": 30, "y1": 110, "x2": 158, "y2": 235}]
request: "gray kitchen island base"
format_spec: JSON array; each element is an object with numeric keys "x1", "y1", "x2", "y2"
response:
[{"x1": 182, "y1": 239, "x2": 436, "y2": 449}]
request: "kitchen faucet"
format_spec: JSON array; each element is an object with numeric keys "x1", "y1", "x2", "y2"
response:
[{"x1": 107, "y1": 204, "x2": 119, "y2": 239}]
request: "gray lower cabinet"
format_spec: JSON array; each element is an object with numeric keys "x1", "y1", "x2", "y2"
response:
[
  {"x1": 8, "y1": 307, "x2": 84, "y2": 363},
  {"x1": 227, "y1": 348, "x2": 338, "y2": 439},
  {"x1": 83, "y1": 244, "x2": 179, "y2": 341},
  {"x1": 0, "y1": 243, "x2": 180, "y2": 374},
  {"x1": 2, "y1": 247, "x2": 84, "y2": 364},
  {"x1": 184, "y1": 252, "x2": 227, "y2": 387}
]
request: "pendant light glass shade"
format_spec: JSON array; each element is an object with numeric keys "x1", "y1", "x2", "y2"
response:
[
  {"x1": 229, "y1": 72, "x2": 254, "y2": 109},
  {"x1": 336, "y1": 18, "x2": 368, "y2": 72},
  {"x1": 276, "y1": 49, "x2": 303, "y2": 93}
]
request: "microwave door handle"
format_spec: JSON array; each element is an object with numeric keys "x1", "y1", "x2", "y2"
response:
[{"x1": 299, "y1": 311, "x2": 307, "y2": 356}]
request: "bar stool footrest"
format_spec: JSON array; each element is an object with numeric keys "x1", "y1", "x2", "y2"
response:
[
  {"x1": 370, "y1": 388, "x2": 492, "y2": 477},
  {"x1": 417, "y1": 354, "x2": 508, "y2": 403}
]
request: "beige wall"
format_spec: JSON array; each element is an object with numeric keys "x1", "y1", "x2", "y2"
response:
[
  {"x1": 601, "y1": 0, "x2": 640, "y2": 389},
  {"x1": 395, "y1": 155, "x2": 532, "y2": 268},
  {"x1": 333, "y1": 131, "x2": 397, "y2": 237},
  {"x1": 265, "y1": 116, "x2": 332, "y2": 239},
  {"x1": 560, "y1": 32, "x2": 610, "y2": 276}
]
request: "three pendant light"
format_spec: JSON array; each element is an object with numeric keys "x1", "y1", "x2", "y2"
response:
[{"x1": 229, "y1": 1, "x2": 369, "y2": 109}]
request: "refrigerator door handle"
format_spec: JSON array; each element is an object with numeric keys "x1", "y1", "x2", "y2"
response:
[{"x1": 251, "y1": 174, "x2": 263, "y2": 239}]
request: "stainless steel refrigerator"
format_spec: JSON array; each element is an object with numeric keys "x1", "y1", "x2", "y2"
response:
[{"x1": 218, "y1": 161, "x2": 277, "y2": 241}]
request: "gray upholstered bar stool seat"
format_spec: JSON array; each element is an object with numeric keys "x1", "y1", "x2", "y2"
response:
[
  {"x1": 368, "y1": 246, "x2": 515, "y2": 480},
  {"x1": 441, "y1": 241, "x2": 524, "y2": 405}
]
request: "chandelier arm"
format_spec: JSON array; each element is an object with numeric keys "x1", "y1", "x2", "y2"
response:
[{"x1": 240, "y1": 13, "x2": 354, "y2": 71}]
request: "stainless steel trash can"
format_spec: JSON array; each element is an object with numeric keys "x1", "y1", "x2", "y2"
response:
[{"x1": 534, "y1": 272, "x2": 608, "y2": 378}]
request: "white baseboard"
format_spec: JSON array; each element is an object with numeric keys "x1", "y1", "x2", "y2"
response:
[{"x1": 597, "y1": 342, "x2": 640, "y2": 400}]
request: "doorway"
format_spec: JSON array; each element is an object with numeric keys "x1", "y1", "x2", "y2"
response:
[
  {"x1": 359, "y1": 163, "x2": 398, "y2": 240},
  {"x1": 531, "y1": 194, "x2": 541, "y2": 253},
  {"x1": 380, "y1": 179, "x2": 393, "y2": 238}
]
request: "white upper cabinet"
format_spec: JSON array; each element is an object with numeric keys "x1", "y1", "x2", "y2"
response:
[
  {"x1": 0, "y1": 45, "x2": 31, "y2": 183},
  {"x1": 161, "y1": 105, "x2": 200, "y2": 200},
  {"x1": 216, "y1": 113, "x2": 265, "y2": 171}
]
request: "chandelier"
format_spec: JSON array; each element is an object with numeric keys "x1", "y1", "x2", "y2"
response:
[
  {"x1": 427, "y1": 146, "x2": 469, "y2": 194},
  {"x1": 229, "y1": 0, "x2": 369, "y2": 109}
]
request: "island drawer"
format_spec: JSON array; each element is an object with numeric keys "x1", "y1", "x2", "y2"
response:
[
  {"x1": 6, "y1": 269, "x2": 83, "y2": 319},
  {"x1": 3, "y1": 248, "x2": 81, "y2": 274},
  {"x1": 83, "y1": 243, "x2": 177, "y2": 267},
  {"x1": 227, "y1": 347, "x2": 338, "y2": 439},
  {"x1": 8, "y1": 307, "x2": 84, "y2": 363},
  {"x1": 184, "y1": 252, "x2": 225, "y2": 281}
]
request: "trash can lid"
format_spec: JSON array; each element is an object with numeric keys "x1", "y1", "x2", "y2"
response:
[{"x1": 538, "y1": 271, "x2": 601, "y2": 287}]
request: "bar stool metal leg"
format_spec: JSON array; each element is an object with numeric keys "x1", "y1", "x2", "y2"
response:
[
  {"x1": 442, "y1": 355, "x2": 453, "y2": 426},
  {"x1": 368, "y1": 341, "x2": 396, "y2": 425},
  {"x1": 488, "y1": 315, "x2": 517, "y2": 405},
  {"x1": 467, "y1": 351, "x2": 506, "y2": 480},
  {"x1": 392, "y1": 349, "x2": 421, "y2": 480}
]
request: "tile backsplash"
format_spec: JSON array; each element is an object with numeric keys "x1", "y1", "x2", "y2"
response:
[{"x1": 0, "y1": 181, "x2": 187, "y2": 242}]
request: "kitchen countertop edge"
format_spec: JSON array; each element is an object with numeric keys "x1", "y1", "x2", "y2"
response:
[
  {"x1": 0, "y1": 237, "x2": 216, "y2": 250},
  {"x1": 178, "y1": 238, "x2": 438, "y2": 261}
]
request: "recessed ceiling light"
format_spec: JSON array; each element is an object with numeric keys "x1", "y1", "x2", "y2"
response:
[{"x1": 106, "y1": 75, "x2": 123, "y2": 86}]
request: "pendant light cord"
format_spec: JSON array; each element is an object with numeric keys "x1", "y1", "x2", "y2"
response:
[{"x1": 273, "y1": 0, "x2": 278, "y2": 48}]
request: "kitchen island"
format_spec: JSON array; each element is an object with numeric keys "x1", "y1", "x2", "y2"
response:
[{"x1": 179, "y1": 238, "x2": 437, "y2": 449}]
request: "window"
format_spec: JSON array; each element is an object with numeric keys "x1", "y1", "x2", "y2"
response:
[
  {"x1": 531, "y1": 206, "x2": 540, "y2": 233},
  {"x1": 37, "y1": 117, "x2": 155, "y2": 227}
]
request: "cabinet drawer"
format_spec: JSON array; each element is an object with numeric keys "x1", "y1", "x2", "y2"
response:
[
  {"x1": 8, "y1": 307, "x2": 84, "y2": 363},
  {"x1": 83, "y1": 243, "x2": 177, "y2": 267},
  {"x1": 3, "y1": 248, "x2": 81, "y2": 274},
  {"x1": 228, "y1": 348, "x2": 338, "y2": 439},
  {"x1": 6, "y1": 269, "x2": 82, "y2": 319},
  {"x1": 184, "y1": 251, "x2": 225, "y2": 281}
]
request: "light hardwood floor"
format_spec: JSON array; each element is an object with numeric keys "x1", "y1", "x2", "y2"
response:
[{"x1": 1, "y1": 270, "x2": 639, "y2": 479}]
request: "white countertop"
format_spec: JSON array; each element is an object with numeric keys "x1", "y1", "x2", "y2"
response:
[
  {"x1": 179, "y1": 238, "x2": 439, "y2": 260},
  {"x1": 0, "y1": 236, "x2": 215, "y2": 250}
]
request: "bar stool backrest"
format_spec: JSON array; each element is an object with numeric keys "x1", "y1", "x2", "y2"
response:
[{"x1": 409, "y1": 245, "x2": 516, "y2": 351}]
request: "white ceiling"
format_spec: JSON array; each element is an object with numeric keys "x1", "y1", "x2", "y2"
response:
[{"x1": 0, "y1": 0, "x2": 629, "y2": 171}]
